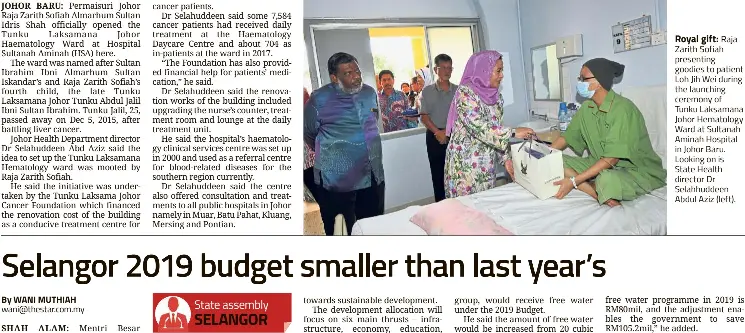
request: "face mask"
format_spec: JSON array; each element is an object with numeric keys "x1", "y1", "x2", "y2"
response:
[{"x1": 576, "y1": 81, "x2": 595, "y2": 98}]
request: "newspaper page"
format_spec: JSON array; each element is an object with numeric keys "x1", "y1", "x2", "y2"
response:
[
  {"x1": 1, "y1": 0, "x2": 302, "y2": 236},
  {"x1": 2, "y1": 0, "x2": 744, "y2": 332}
]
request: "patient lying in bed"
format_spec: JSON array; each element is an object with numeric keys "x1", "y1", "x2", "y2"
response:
[{"x1": 550, "y1": 58, "x2": 666, "y2": 207}]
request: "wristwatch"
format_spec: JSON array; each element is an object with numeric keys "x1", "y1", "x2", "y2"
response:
[{"x1": 569, "y1": 177, "x2": 578, "y2": 189}]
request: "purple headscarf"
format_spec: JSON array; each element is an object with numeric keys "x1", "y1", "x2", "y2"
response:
[{"x1": 446, "y1": 50, "x2": 502, "y2": 136}]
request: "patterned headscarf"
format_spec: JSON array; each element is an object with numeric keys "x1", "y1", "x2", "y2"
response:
[{"x1": 446, "y1": 51, "x2": 502, "y2": 136}]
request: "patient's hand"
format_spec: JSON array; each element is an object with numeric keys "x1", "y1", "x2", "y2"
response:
[
  {"x1": 604, "y1": 199, "x2": 622, "y2": 207},
  {"x1": 505, "y1": 160, "x2": 515, "y2": 180},
  {"x1": 553, "y1": 177, "x2": 574, "y2": 199}
]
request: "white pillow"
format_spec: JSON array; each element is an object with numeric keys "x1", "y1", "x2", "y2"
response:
[{"x1": 618, "y1": 86, "x2": 667, "y2": 164}]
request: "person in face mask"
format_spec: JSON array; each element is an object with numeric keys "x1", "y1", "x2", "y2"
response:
[{"x1": 550, "y1": 58, "x2": 666, "y2": 207}]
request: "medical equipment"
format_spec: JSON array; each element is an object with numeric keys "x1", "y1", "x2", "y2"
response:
[{"x1": 555, "y1": 34, "x2": 583, "y2": 59}]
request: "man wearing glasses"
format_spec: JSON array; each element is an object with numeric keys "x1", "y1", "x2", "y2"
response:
[
  {"x1": 550, "y1": 58, "x2": 666, "y2": 207},
  {"x1": 419, "y1": 54, "x2": 457, "y2": 202}
]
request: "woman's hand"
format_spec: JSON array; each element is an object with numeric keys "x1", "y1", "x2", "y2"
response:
[
  {"x1": 505, "y1": 160, "x2": 515, "y2": 180},
  {"x1": 553, "y1": 177, "x2": 574, "y2": 199},
  {"x1": 514, "y1": 127, "x2": 535, "y2": 139}
]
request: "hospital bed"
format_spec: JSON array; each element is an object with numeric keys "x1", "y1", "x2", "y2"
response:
[{"x1": 351, "y1": 85, "x2": 667, "y2": 235}]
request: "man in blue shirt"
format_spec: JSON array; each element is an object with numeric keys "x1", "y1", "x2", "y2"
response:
[
  {"x1": 304, "y1": 52, "x2": 386, "y2": 235},
  {"x1": 378, "y1": 70, "x2": 418, "y2": 133}
]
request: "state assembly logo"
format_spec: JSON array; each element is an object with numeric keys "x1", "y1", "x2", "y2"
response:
[{"x1": 154, "y1": 296, "x2": 192, "y2": 332}]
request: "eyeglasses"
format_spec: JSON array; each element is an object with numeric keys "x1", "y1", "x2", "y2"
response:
[{"x1": 577, "y1": 76, "x2": 595, "y2": 82}]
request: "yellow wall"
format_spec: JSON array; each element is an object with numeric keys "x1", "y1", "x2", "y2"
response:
[
  {"x1": 368, "y1": 27, "x2": 427, "y2": 69},
  {"x1": 409, "y1": 38, "x2": 426, "y2": 69},
  {"x1": 368, "y1": 27, "x2": 424, "y2": 38}
]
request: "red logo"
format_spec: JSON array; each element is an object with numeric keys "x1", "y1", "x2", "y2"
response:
[
  {"x1": 152, "y1": 293, "x2": 292, "y2": 333},
  {"x1": 155, "y1": 296, "x2": 191, "y2": 332}
]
